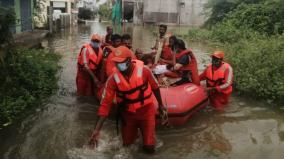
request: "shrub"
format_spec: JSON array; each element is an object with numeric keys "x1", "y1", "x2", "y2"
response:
[
  {"x1": 225, "y1": 36, "x2": 284, "y2": 103},
  {"x1": 225, "y1": 1, "x2": 284, "y2": 35},
  {"x1": 78, "y1": 8, "x2": 94, "y2": 20},
  {"x1": 0, "y1": 49, "x2": 61, "y2": 126},
  {"x1": 98, "y1": 4, "x2": 111, "y2": 21}
]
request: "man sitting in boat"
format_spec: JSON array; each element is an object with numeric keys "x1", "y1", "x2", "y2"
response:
[
  {"x1": 158, "y1": 39, "x2": 200, "y2": 86},
  {"x1": 151, "y1": 24, "x2": 172, "y2": 64},
  {"x1": 158, "y1": 35, "x2": 178, "y2": 65},
  {"x1": 101, "y1": 26, "x2": 113, "y2": 48}
]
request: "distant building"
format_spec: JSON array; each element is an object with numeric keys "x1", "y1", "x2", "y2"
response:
[
  {"x1": 34, "y1": 0, "x2": 76, "y2": 28},
  {"x1": 0, "y1": 0, "x2": 34, "y2": 33},
  {"x1": 123, "y1": 0, "x2": 208, "y2": 26}
]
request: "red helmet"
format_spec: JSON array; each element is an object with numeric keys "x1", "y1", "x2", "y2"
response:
[
  {"x1": 211, "y1": 51, "x2": 224, "y2": 59},
  {"x1": 112, "y1": 46, "x2": 133, "y2": 63},
  {"x1": 91, "y1": 34, "x2": 101, "y2": 42}
]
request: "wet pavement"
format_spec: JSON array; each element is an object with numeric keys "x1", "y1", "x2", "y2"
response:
[{"x1": 1, "y1": 22, "x2": 284, "y2": 159}]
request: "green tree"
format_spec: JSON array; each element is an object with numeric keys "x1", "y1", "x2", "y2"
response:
[{"x1": 98, "y1": 3, "x2": 111, "y2": 21}]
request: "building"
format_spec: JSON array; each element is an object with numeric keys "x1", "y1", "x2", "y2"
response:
[
  {"x1": 34, "y1": 0, "x2": 76, "y2": 28},
  {"x1": 123, "y1": 0, "x2": 208, "y2": 26},
  {"x1": 0, "y1": 0, "x2": 34, "y2": 33}
]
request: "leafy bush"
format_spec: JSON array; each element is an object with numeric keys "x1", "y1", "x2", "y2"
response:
[
  {"x1": 98, "y1": 4, "x2": 111, "y2": 21},
  {"x1": 225, "y1": 36, "x2": 284, "y2": 102},
  {"x1": 0, "y1": 49, "x2": 61, "y2": 126},
  {"x1": 187, "y1": 28, "x2": 212, "y2": 42},
  {"x1": 78, "y1": 8, "x2": 94, "y2": 20},
  {"x1": 204, "y1": 0, "x2": 265, "y2": 27},
  {"x1": 225, "y1": 1, "x2": 284, "y2": 35}
]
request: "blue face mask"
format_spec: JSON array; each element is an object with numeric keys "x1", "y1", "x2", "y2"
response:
[
  {"x1": 91, "y1": 41, "x2": 100, "y2": 48},
  {"x1": 117, "y1": 62, "x2": 128, "y2": 72}
]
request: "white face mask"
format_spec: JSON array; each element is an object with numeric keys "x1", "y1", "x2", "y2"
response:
[{"x1": 117, "y1": 62, "x2": 128, "y2": 72}]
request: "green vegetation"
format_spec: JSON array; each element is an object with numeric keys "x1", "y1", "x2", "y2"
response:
[
  {"x1": 78, "y1": 8, "x2": 95, "y2": 20},
  {"x1": 98, "y1": 3, "x2": 111, "y2": 21},
  {"x1": 0, "y1": 4, "x2": 61, "y2": 127},
  {"x1": 0, "y1": 49, "x2": 61, "y2": 127},
  {"x1": 187, "y1": 0, "x2": 284, "y2": 103}
]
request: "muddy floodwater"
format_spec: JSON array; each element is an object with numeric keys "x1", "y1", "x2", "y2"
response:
[{"x1": 1, "y1": 22, "x2": 284, "y2": 159}]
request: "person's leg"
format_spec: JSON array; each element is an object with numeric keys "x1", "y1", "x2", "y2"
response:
[
  {"x1": 209, "y1": 92, "x2": 229, "y2": 109},
  {"x1": 76, "y1": 70, "x2": 90, "y2": 96},
  {"x1": 121, "y1": 114, "x2": 139, "y2": 146},
  {"x1": 139, "y1": 110, "x2": 156, "y2": 154}
]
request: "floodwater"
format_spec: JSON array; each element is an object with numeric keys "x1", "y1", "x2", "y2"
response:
[{"x1": 1, "y1": 22, "x2": 284, "y2": 159}]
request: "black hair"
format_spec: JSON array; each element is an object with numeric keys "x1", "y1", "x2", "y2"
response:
[
  {"x1": 111, "y1": 34, "x2": 122, "y2": 42},
  {"x1": 141, "y1": 54, "x2": 154, "y2": 65},
  {"x1": 122, "y1": 34, "x2": 132, "y2": 41},
  {"x1": 106, "y1": 26, "x2": 112, "y2": 30},
  {"x1": 159, "y1": 24, "x2": 167, "y2": 30},
  {"x1": 176, "y1": 39, "x2": 186, "y2": 50},
  {"x1": 169, "y1": 35, "x2": 178, "y2": 50}
]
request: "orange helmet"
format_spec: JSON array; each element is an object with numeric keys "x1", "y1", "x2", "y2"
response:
[
  {"x1": 112, "y1": 46, "x2": 133, "y2": 63},
  {"x1": 91, "y1": 34, "x2": 101, "y2": 42},
  {"x1": 211, "y1": 51, "x2": 224, "y2": 59}
]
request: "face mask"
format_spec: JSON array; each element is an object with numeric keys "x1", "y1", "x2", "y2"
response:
[
  {"x1": 91, "y1": 41, "x2": 100, "y2": 48},
  {"x1": 117, "y1": 62, "x2": 128, "y2": 72}
]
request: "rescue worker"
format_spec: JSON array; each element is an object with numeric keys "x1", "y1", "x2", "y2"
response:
[
  {"x1": 101, "y1": 26, "x2": 113, "y2": 48},
  {"x1": 122, "y1": 34, "x2": 133, "y2": 50},
  {"x1": 199, "y1": 51, "x2": 233, "y2": 109},
  {"x1": 166, "y1": 39, "x2": 200, "y2": 86},
  {"x1": 152, "y1": 24, "x2": 172, "y2": 64},
  {"x1": 89, "y1": 46, "x2": 168, "y2": 154},
  {"x1": 76, "y1": 34, "x2": 103, "y2": 96}
]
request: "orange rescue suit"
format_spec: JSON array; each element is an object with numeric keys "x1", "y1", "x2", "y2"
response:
[
  {"x1": 76, "y1": 44, "x2": 103, "y2": 96},
  {"x1": 175, "y1": 49, "x2": 200, "y2": 85},
  {"x1": 113, "y1": 60, "x2": 153, "y2": 113},
  {"x1": 200, "y1": 62, "x2": 233, "y2": 109}
]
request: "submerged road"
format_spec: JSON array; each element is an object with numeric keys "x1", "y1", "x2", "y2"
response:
[{"x1": 1, "y1": 22, "x2": 284, "y2": 159}]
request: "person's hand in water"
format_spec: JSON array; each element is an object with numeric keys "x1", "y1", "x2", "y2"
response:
[{"x1": 88, "y1": 130, "x2": 99, "y2": 149}]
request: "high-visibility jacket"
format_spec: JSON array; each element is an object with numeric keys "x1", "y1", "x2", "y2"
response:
[
  {"x1": 113, "y1": 60, "x2": 153, "y2": 113},
  {"x1": 175, "y1": 49, "x2": 200, "y2": 85},
  {"x1": 77, "y1": 43, "x2": 103, "y2": 70},
  {"x1": 204, "y1": 62, "x2": 233, "y2": 94}
]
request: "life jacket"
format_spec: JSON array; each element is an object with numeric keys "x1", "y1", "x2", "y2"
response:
[
  {"x1": 161, "y1": 44, "x2": 173, "y2": 60},
  {"x1": 113, "y1": 60, "x2": 153, "y2": 113},
  {"x1": 204, "y1": 62, "x2": 233, "y2": 94},
  {"x1": 77, "y1": 43, "x2": 103, "y2": 70},
  {"x1": 175, "y1": 49, "x2": 200, "y2": 85}
]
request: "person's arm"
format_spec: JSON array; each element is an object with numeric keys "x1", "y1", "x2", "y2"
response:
[
  {"x1": 83, "y1": 48, "x2": 102, "y2": 86},
  {"x1": 173, "y1": 54, "x2": 190, "y2": 71},
  {"x1": 144, "y1": 67, "x2": 168, "y2": 125},
  {"x1": 89, "y1": 77, "x2": 116, "y2": 147},
  {"x1": 216, "y1": 65, "x2": 233, "y2": 92},
  {"x1": 199, "y1": 68, "x2": 207, "y2": 81},
  {"x1": 159, "y1": 58, "x2": 174, "y2": 65}
]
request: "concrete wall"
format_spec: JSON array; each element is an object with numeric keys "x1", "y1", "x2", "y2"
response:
[
  {"x1": 143, "y1": 0, "x2": 178, "y2": 24},
  {"x1": 179, "y1": 0, "x2": 208, "y2": 26},
  {"x1": 130, "y1": 0, "x2": 208, "y2": 26}
]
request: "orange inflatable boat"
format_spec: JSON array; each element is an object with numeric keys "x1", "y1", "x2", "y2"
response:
[{"x1": 154, "y1": 83, "x2": 208, "y2": 126}]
